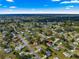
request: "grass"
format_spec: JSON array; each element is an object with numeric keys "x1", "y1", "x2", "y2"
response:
[{"x1": 0, "y1": 50, "x2": 17, "y2": 59}]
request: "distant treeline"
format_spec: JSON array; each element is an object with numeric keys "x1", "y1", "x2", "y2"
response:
[{"x1": 0, "y1": 14, "x2": 79, "y2": 23}]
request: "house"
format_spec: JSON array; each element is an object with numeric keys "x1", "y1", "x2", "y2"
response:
[
  {"x1": 46, "y1": 41, "x2": 52, "y2": 47},
  {"x1": 45, "y1": 50, "x2": 51, "y2": 57},
  {"x1": 15, "y1": 44, "x2": 25, "y2": 51},
  {"x1": 53, "y1": 57, "x2": 59, "y2": 59},
  {"x1": 53, "y1": 46, "x2": 60, "y2": 51},
  {"x1": 4, "y1": 48, "x2": 12, "y2": 53},
  {"x1": 63, "y1": 52, "x2": 72, "y2": 57}
]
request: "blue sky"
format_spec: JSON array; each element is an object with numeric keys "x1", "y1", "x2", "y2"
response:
[{"x1": 0, "y1": 0, "x2": 79, "y2": 14}]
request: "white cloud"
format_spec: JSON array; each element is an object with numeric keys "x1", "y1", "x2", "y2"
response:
[
  {"x1": 6, "y1": 0, "x2": 14, "y2": 2},
  {"x1": 0, "y1": 4, "x2": 2, "y2": 6},
  {"x1": 69, "y1": 5, "x2": 74, "y2": 8},
  {"x1": 9, "y1": 6, "x2": 16, "y2": 8},
  {"x1": 31, "y1": 9, "x2": 36, "y2": 11},
  {"x1": 1, "y1": 11, "x2": 79, "y2": 14},
  {"x1": 66, "y1": 5, "x2": 74, "y2": 9},
  {"x1": 1, "y1": 10, "x2": 79, "y2": 14},
  {"x1": 3, "y1": 6, "x2": 7, "y2": 7},
  {"x1": 51, "y1": 0, "x2": 60, "y2": 2},
  {"x1": 61, "y1": 0, "x2": 79, "y2": 4}
]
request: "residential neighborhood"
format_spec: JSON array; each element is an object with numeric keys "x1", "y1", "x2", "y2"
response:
[{"x1": 0, "y1": 16, "x2": 79, "y2": 59}]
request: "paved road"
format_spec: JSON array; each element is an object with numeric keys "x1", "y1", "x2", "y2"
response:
[
  {"x1": 12, "y1": 25, "x2": 41, "y2": 59},
  {"x1": 17, "y1": 34, "x2": 41, "y2": 59}
]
